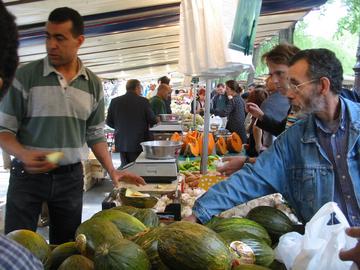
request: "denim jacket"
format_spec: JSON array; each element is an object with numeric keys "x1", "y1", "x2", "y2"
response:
[{"x1": 193, "y1": 97, "x2": 360, "y2": 224}]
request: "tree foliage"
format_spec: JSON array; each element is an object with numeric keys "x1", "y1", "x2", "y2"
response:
[
  {"x1": 254, "y1": 1, "x2": 358, "y2": 77},
  {"x1": 336, "y1": 0, "x2": 360, "y2": 36}
]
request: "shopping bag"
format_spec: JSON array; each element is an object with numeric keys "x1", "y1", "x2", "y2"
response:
[{"x1": 275, "y1": 202, "x2": 358, "y2": 270}]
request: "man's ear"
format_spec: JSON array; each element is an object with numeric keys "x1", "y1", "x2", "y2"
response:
[
  {"x1": 77, "y1": 35, "x2": 85, "y2": 47},
  {"x1": 318, "y1": 77, "x2": 331, "y2": 95}
]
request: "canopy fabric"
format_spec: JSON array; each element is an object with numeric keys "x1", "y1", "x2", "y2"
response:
[
  {"x1": 178, "y1": 0, "x2": 253, "y2": 77},
  {"x1": 229, "y1": 0, "x2": 262, "y2": 55},
  {"x1": 261, "y1": 0, "x2": 327, "y2": 14},
  {"x1": 7, "y1": 0, "x2": 328, "y2": 80}
]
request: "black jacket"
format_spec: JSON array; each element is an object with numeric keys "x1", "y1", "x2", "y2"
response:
[
  {"x1": 106, "y1": 92, "x2": 157, "y2": 152},
  {"x1": 216, "y1": 95, "x2": 247, "y2": 143}
]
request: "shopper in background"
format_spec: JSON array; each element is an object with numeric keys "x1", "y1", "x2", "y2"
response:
[
  {"x1": 150, "y1": 83, "x2": 171, "y2": 118},
  {"x1": 190, "y1": 88, "x2": 206, "y2": 116},
  {"x1": 210, "y1": 83, "x2": 228, "y2": 116},
  {"x1": 218, "y1": 44, "x2": 299, "y2": 175},
  {"x1": 245, "y1": 87, "x2": 269, "y2": 157},
  {"x1": 213, "y1": 80, "x2": 247, "y2": 143},
  {"x1": 106, "y1": 79, "x2": 157, "y2": 167},
  {"x1": 0, "y1": 7, "x2": 144, "y2": 245},
  {"x1": 0, "y1": 1, "x2": 44, "y2": 268},
  {"x1": 158, "y1": 76, "x2": 172, "y2": 114}
]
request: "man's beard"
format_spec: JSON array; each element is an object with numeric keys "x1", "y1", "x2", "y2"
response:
[{"x1": 294, "y1": 88, "x2": 326, "y2": 115}]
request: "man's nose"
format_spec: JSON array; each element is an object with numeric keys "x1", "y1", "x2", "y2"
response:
[{"x1": 47, "y1": 38, "x2": 57, "y2": 49}]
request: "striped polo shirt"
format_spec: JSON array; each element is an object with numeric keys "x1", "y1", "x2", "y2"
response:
[{"x1": 0, "y1": 57, "x2": 106, "y2": 165}]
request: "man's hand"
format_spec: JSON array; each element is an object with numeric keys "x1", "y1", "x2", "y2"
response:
[
  {"x1": 109, "y1": 169, "x2": 146, "y2": 188},
  {"x1": 246, "y1": 102, "x2": 264, "y2": 120},
  {"x1": 216, "y1": 156, "x2": 246, "y2": 176},
  {"x1": 339, "y1": 227, "x2": 360, "y2": 267},
  {"x1": 18, "y1": 149, "x2": 57, "y2": 174},
  {"x1": 182, "y1": 214, "x2": 198, "y2": 223}
]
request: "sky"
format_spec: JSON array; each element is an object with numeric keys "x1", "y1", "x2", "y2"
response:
[{"x1": 303, "y1": 0, "x2": 348, "y2": 39}]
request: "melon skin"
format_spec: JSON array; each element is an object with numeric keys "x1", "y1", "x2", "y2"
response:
[
  {"x1": 57, "y1": 254, "x2": 94, "y2": 270},
  {"x1": 45, "y1": 241, "x2": 80, "y2": 270},
  {"x1": 94, "y1": 238, "x2": 151, "y2": 270},
  {"x1": 158, "y1": 221, "x2": 233, "y2": 270},
  {"x1": 7, "y1": 229, "x2": 51, "y2": 265},
  {"x1": 75, "y1": 218, "x2": 123, "y2": 259}
]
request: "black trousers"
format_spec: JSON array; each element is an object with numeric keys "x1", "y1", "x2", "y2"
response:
[
  {"x1": 5, "y1": 160, "x2": 84, "y2": 245},
  {"x1": 119, "y1": 151, "x2": 141, "y2": 167}
]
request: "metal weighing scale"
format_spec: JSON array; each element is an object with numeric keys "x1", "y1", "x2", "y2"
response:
[
  {"x1": 121, "y1": 152, "x2": 178, "y2": 184},
  {"x1": 117, "y1": 152, "x2": 182, "y2": 221}
]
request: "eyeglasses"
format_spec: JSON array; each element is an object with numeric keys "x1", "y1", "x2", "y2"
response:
[{"x1": 287, "y1": 79, "x2": 318, "y2": 93}]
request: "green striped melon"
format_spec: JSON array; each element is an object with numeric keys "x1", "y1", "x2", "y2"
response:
[
  {"x1": 158, "y1": 221, "x2": 233, "y2": 270},
  {"x1": 206, "y1": 217, "x2": 272, "y2": 246},
  {"x1": 92, "y1": 209, "x2": 147, "y2": 238}
]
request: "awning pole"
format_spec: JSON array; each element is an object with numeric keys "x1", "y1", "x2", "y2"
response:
[
  {"x1": 200, "y1": 78, "x2": 212, "y2": 174},
  {"x1": 192, "y1": 86, "x2": 198, "y2": 128}
]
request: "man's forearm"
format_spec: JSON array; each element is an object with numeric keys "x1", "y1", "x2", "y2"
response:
[
  {"x1": 0, "y1": 132, "x2": 27, "y2": 160},
  {"x1": 90, "y1": 141, "x2": 115, "y2": 174}
]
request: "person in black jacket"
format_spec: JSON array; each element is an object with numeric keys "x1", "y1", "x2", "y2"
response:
[
  {"x1": 106, "y1": 79, "x2": 158, "y2": 167},
  {"x1": 215, "y1": 80, "x2": 247, "y2": 143}
]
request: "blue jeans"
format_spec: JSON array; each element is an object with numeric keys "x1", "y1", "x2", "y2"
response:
[{"x1": 5, "y1": 160, "x2": 84, "y2": 244}]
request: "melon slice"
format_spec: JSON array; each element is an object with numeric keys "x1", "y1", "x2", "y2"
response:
[
  {"x1": 46, "y1": 151, "x2": 64, "y2": 164},
  {"x1": 125, "y1": 188, "x2": 150, "y2": 198}
]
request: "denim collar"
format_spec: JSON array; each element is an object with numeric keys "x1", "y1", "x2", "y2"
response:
[
  {"x1": 302, "y1": 96, "x2": 360, "y2": 144},
  {"x1": 314, "y1": 98, "x2": 346, "y2": 134}
]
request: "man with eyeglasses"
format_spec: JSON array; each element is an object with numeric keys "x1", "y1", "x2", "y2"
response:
[
  {"x1": 185, "y1": 48, "x2": 360, "y2": 238},
  {"x1": 218, "y1": 43, "x2": 299, "y2": 175}
]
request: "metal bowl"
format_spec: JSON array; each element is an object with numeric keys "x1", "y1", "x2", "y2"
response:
[
  {"x1": 141, "y1": 140, "x2": 182, "y2": 160},
  {"x1": 158, "y1": 114, "x2": 181, "y2": 122}
]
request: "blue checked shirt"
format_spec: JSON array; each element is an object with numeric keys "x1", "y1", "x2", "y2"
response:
[{"x1": 0, "y1": 235, "x2": 43, "y2": 270}]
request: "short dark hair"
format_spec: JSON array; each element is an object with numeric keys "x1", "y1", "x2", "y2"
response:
[
  {"x1": 225, "y1": 80, "x2": 241, "y2": 94},
  {"x1": 126, "y1": 79, "x2": 141, "y2": 92},
  {"x1": 158, "y1": 76, "x2": 170, "y2": 85},
  {"x1": 0, "y1": 1, "x2": 19, "y2": 99},
  {"x1": 290, "y1": 48, "x2": 343, "y2": 95},
  {"x1": 262, "y1": 43, "x2": 300, "y2": 66},
  {"x1": 48, "y1": 7, "x2": 84, "y2": 37},
  {"x1": 247, "y1": 89, "x2": 268, "y2": 107},
  {"x1": 217, "y1": 83, "x2": 225, "y2": 88}
]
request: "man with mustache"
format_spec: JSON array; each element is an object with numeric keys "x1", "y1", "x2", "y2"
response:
[{"x1": 187, "y1": 48, "x2": 360, "y2": 234}]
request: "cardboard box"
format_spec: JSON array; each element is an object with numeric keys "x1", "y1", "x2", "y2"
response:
[{"x1": 82, "y1": 159, "x2": 106, "y2": 191}]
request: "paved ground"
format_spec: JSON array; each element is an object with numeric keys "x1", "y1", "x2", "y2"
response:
[{"x1": 0, "y1": 150, "x2": 121, "y2": 241}]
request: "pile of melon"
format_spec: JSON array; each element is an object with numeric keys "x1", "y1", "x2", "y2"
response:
[
  {"x1": 7, "y1": 204, "x2": 295, "y2": 270},
  {"x1": 171, "y1": 131, "x2": 243, "y2": 157}
]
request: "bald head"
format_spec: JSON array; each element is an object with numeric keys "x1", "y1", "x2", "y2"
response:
[{"x1": 157, "y1": 84, "x2": 171, "y2": 100}]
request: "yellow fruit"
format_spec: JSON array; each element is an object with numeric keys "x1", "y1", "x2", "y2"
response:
[{"x1": 46, "y1": 151, "x2": 64, "y2": 164}]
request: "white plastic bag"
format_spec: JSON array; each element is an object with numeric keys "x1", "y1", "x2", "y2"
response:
[
  {"x1": 209, "y1": 115, "x2": 223, "y2": 128},
  {"x1": 275, "y1": 202, "x2": 358, "y2": 270}
]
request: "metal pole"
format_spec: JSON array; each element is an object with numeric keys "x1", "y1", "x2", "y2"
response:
[
  {"x1": 192, "y1": 86, "x2": 198, "y2": 128},
  {"x1": 353, "y1": 35, "x2": 360, "y2": 94},
  {"x1": 200, "y1": 78, "x2": 212, "y2": 174}
]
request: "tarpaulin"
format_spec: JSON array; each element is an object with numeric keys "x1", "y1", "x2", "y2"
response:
[
  {"x1": 261, "y1": 0, "x2": 328, "y2": 14},
  {"x1": 178, "y1": 0, "x2": 253, "y2": 77},
  {"x1": 229, "y1": 0, "x2": 262, "y2": 55}
]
